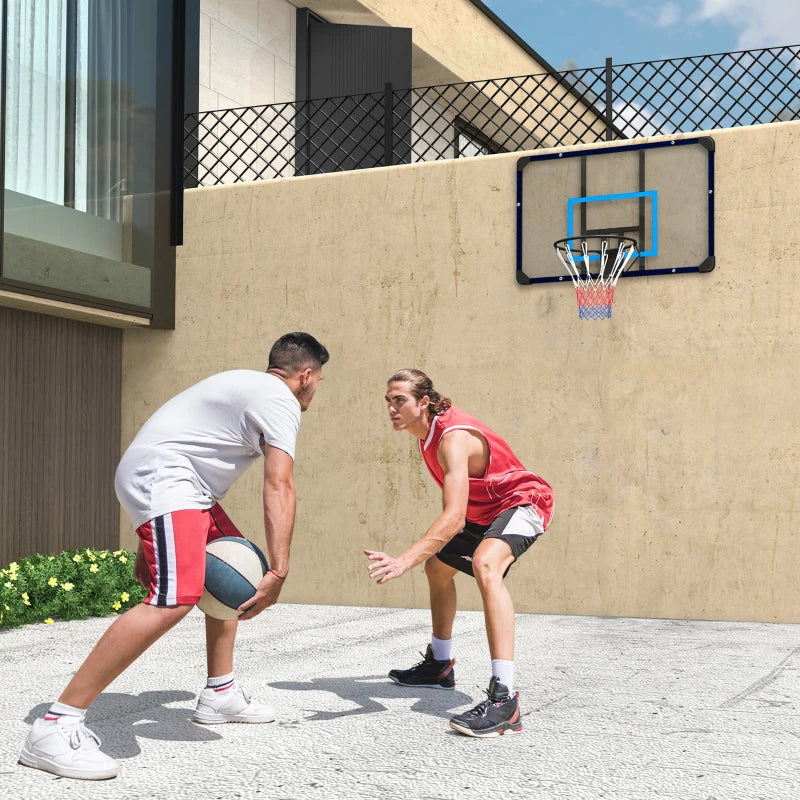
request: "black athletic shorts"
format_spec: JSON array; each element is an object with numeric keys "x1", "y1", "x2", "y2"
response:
[{"x1": 436, "y1": 504, "x2": 546, "y2": 578}]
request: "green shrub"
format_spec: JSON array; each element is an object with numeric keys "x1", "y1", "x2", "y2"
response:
[{"x1": 0, "y1": 548, "x2": 146, "y2": 629}]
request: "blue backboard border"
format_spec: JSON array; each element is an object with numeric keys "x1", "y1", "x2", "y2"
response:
[{"x1": 515, "y1": 137, "x2": 715, "y2": 286}]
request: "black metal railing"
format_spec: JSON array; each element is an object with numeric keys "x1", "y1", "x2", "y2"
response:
[{"x1": 184, "y1": 43, "x2": 800, "y2": 187}]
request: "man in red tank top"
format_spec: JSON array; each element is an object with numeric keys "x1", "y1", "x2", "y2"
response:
[{"x1": 365, "y1": 369, "x2": 554, "y2": 738}]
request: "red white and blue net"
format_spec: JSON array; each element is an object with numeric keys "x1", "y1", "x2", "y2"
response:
[{"x1": 554, "y1": 236, "x2": 638, "y2": 320}]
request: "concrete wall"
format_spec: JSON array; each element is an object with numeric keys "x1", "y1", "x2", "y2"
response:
[{"x1": 120, "y1": 121, "x2": 800, "y2": 623}]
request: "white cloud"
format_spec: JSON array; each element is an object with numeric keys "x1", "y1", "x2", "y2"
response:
[
  {"x1": 695, "y1": 0, "x2": 800, "y2": 49},
  {"x1": 655, "y1": 3, "x2": 681, "y2": 28},
  {"x1": 594, "y1": 0, "x2": 799, "y2": 45},
  {"x1": 600, "y1": 0, "x2": 683, "y2": 30},
  {"x1": 612, "y1": 99, "x2": 667, "y2": 137}
]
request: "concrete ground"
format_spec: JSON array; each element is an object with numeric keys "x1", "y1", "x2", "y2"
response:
[{"x1": 1, "y1": 604, "x2": 799, "y2": 799}]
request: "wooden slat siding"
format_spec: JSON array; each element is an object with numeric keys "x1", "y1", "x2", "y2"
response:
[{"x1": 0, "y1": 306, "x2": 121, "y2": 565}]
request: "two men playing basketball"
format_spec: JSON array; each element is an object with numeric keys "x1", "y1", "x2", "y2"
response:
[{"x1": 19, "y1": 340, "x2": 553, "y2": 779}]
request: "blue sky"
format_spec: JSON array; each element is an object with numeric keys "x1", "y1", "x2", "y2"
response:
[{"x1": 481, "y1": 0, "x2": 800, "y2": 70}]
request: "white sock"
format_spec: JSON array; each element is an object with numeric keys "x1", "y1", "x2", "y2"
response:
[
  {"x1": 44, "y1": 701, "x2": 86, "y2": 722},
  {"x1": 431, "y1": 636, "x2": 452, "y2": 661},
  {"x1": 206, "y1": 672, "x2": 235, "y2": 691},
  {"x1": 491, "y1": 659, "x2": 514, "y2": 693}
]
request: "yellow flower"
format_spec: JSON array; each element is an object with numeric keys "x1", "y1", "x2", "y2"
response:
[
  {"x1": 21, "y1": 592, "x2": 30, "y2": 606},
  {"x1": 118, "y1": 556, "x2": 128, "y2": 564},
  {"x1": 61, "y1": 582, "x2": 74, "y2": 592},
  {"x1": 113, "y1": 550, "x2": 123, "y2": 557},
  {"x1": 48, "y1": 577, "x2": 58, "y2": 587},
  {"x1": 112, "y1": 601, "x2": 121, "y2": 610},
  {"x1": 44, "y1": 618, "x2": 54, "y2": 624},
  {"x1": 48, "y1": 556, "x2": 54, "y2": 561},
  {"x1": 3, "y1": 581, "x2": 12, "y2": 589},
  {"x1": 121, "y1": 592, "x2": 130, "y2": 602},
  {"x1": 8, "y1": 562, "x2": 18, "y2": 571},
  {"x1": 99, "y1": 551, "x2": 108, "y2": 559},
  {"x1": 109, "y1": 611, "x2": 118, "y2": 616},
  {"x1": 90, "y1": 564, "x2": 99, "y2": 573},
  {"x1": 72, "y1": 554, "x2": 82, "y2": 563}
]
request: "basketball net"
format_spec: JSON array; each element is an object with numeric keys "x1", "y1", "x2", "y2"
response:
[{"x1": 554, "y1": 236, "x2": 638, "y2": 320}]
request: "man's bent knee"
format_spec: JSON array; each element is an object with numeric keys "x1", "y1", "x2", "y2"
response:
[
  {"x1": 472, "y1": 548, "x2": 513, "y2": 587},
  {"x1": 472, "y1": 556, "x2": 503, "y2": 582}
]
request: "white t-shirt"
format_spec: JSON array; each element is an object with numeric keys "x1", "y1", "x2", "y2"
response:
[{"x1": 115, "y1": 370, "x2": 300, "y2": 528}]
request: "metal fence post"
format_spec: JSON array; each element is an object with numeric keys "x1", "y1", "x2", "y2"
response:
[
  {"x1": 384, "y1": 82, "x2": 393, "y2": 166},
  {"x1": 605, "y1": 57, "x2": 613, "y2": 141}
]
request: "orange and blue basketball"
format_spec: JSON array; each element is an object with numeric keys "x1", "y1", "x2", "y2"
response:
[{"x1": 197, "y1": 536, "x2": 269, "y2": 620}]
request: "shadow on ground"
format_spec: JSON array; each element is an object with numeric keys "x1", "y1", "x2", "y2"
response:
[
  {"x1": 269, "y1": 675, "x2": 473, "y2": 721},
  {"x1": 24, "y1": 691, "x2": 222, "y2": 758}
]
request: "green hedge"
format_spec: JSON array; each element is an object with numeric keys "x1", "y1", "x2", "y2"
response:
[{"x1": 0, "y1": 548, "x2": 146, "y2": 629}]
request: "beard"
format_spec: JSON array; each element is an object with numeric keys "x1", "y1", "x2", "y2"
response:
[{"x1": 298, "y1": 384, "x2": 314, "y2": 411}]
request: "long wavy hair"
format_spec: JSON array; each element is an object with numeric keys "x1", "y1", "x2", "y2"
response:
[{"x1": 387, "y1": 369, "x2": 452, "y2": 419}]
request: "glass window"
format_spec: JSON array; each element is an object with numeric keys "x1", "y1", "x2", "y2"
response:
[
  {"x1": 1, "y1": 0, "x2": 182, "y2": 323},
  {"x1": 454, "y1": 117, "x2": 503, "y2": 159}
]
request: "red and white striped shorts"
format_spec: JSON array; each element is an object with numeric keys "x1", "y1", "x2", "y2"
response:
[{"x1": 135, "y1": 504, "x2": 243, "y2": 606}]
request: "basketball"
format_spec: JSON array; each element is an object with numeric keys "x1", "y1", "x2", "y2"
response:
[{"x1": 197, "y1": 536, "x2": 269, "y2": 620}]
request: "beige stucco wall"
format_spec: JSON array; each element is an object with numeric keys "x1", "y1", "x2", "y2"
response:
[{"x1": 121, "y1": 121, "x2": 800, "y2": 623}]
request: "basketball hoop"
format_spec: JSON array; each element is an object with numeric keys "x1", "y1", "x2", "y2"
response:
[{"x1": 553, "y1": 236, "x2": 639, "y2": 320}]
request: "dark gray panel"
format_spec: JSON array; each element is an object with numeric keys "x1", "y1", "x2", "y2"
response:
[
  {"x1": 307, "y1": 23, "x2": 411, "y2": 98},
  {"x1": 295, "y1": 12, "x2": 412, "y2": 174}
]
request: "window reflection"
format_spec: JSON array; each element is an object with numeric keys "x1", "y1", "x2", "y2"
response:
[{"x1": 1, "y1": 0, "x2": 178, "y2": 318}]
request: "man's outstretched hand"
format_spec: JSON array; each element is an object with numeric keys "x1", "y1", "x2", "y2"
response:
[{"x1": 364, "y1": 549, "x2": 411, "y2": 585}]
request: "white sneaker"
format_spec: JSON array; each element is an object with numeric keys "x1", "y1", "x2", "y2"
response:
[
  {"x1": 192, "y1": 683, "x2": 275, "y2": 724},
  {"x1": 19, "y1": 717, "x2": 119, "y2": 780}
]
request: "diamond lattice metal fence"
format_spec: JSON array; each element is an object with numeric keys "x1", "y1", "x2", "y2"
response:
[{"x1": 184, "y1": 44, "x2": 800, "y2": 188}]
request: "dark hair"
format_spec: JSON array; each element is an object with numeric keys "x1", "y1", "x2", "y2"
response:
[
  {"x1": 387, "y1": 368, "x2": 451, "y2": 419},
  {"x1": 268, "y1": 332, "x2": 329, "y2": 374}
]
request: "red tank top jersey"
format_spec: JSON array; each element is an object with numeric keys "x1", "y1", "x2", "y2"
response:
[{"x1": 419, "y1": 405, "x2": 554, "y2": 527}]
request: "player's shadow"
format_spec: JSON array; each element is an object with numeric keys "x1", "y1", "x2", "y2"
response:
[
  {"x1": 25, "y1": 690, "x2": 222, "y2": 758},
  {"x1": 269, "y1": 675, "x2": 472, "y2": 721}
]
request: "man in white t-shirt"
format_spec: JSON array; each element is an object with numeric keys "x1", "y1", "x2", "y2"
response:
[{"x1": 19, "y1": 332, "x2": 329, "y2": 781}]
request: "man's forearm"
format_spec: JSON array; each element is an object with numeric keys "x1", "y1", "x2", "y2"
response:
[
  {"x1": 263, "y1": 482, "x2": 295, "y2": 575},
  {"x1": 400, "y1": 512, "x2": 464, "y2": 571}
]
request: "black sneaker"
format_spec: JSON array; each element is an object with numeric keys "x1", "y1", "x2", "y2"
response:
[
  {"x1": 388, "y1": 645, "x2": 455, "y2": 689},
  {"x1": 448, "y1": 676, "x2": 522, "y2": 737}
]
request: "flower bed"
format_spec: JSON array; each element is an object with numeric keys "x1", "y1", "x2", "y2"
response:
[{"x1": 0, "y1": 548, "x2": 146, "y2": 628}]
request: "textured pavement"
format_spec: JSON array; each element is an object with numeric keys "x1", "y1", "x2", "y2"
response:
[{"x1": 1, "y1": 604, "x2": 799, "y2": 799}]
